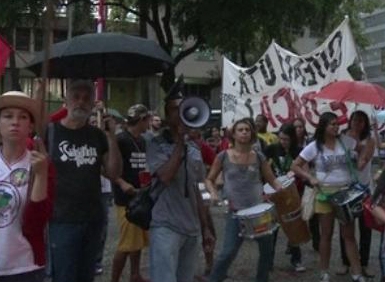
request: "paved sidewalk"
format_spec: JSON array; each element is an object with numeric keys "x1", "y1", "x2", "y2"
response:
[{"x1": 94, "y1": 204, "x2": 381, "y2": 282}]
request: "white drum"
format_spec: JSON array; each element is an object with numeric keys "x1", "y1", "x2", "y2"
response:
[{"x1": 234, "y1": 203, "x2": 278, "y2": 239}]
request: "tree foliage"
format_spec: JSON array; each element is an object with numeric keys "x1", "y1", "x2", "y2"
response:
[
  {"x1": 101, "y1": 0, "x2": 384, "y2": 91},
  {"x1": 1, "y1": 0, "x2": 384, "y2": 91},
  {"x1": 0, "y1": 0, "x2": 45, "y2": 29}
]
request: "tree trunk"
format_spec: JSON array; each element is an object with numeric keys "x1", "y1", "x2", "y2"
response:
[
  {"x1": 160, "y1": 67, "x2": 176, "y2": 93},
  {"x1": 240, "y1": 44, "x2": 247, "y2": 67},
  {"x1": 4, "y1": 28, "x2": 20, "y2": 91}
]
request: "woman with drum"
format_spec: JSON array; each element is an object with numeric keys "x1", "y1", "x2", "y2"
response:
[
  {"x1": 264, "y1": 123, "x2": 306, "y2": 272},
  {"x1": 205, "y1": 118, "x2": 283, "y2": 282},
  {"x1": 291, "y1": 112, "x2": 366, "y2": 282},
  {"x1": 336, "y1": 110, "x2": 375, "y2": 278}
]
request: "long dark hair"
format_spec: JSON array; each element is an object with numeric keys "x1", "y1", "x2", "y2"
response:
[
  {"x1": 293, "y1": 117, "x2": 308, "y2": 137},
  {"x1": 279, "y1": 123, "x2": 298, "y2": 157},
  {"x1": 347, "y1": 110, "x2": 371, "y2": 140},
  {"x1": 314, "y1": 112, "x2": 338, "y2": 152}
]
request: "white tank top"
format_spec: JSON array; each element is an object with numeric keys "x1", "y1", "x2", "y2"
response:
[
  {"x1": 357, "y1": 139, "x2": 373, "y2": 191},
  {"x1": 0, "y1": 150, "x2": 40, "y2": 275}
]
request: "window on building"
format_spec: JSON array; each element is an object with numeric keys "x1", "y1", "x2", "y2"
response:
[
  {"x1": 185, "y1": 84, "x2": 210, "y2": 99},
  {"x1": 34, "y1": 29, "x2": 43, "y2": 51},
  {"x1": 362, "y1": 11, "x2": 385, "y2": 29},
  {"x1": 367, "y1": 30, "x2": 385, "y2": 45},
  {"x1": 195, "y1": 46, "x2": 215, "y2": 61},
  {"x1": 366, "y1": 65, "x2": 383, "y2": 78},
  {"x1": 16, "y1": 28, "x2": 30, "y2": 51},
  {"x1": 362, "y1": 49, "x2": 381, "y2": 63},
  {"x1": 53, "y1": 30, "x2": 68, "y2": 43}
]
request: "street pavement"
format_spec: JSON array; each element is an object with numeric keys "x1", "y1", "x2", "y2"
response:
[{"x1": 94, "y1": 204, "x2": 381, "y2": 282}]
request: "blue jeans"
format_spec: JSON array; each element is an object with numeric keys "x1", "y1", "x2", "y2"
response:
[
  {"x1": 0, "y1": 269, "x2": 45, "y2": 282},
  {"x1": 209, "y1": 213, "x2": 273, "y2": 282},
  {"x1": 150, "y1": 226, "x2": 200, "y2": 282},
  {"x1": 96, "y1": 193, "x2": 111, "y2": 265},
  {"x1": 380, "y1": 231, "x2": 385, "y2": 279},
  {"x1": 49, "y1": 221, "x2": 103, "y2": 282}
]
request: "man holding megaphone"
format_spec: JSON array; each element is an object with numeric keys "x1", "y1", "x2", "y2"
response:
[
  {"x1": 179, "y1": 95, "x2": 211, "y2": 129},
  {"x1": 146, "y1": 76, "x2": 215, "y2": 282}
]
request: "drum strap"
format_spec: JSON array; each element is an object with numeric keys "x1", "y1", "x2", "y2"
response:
[
  {"x1": 337, "y1": 138, "x2": 359, "y2": 183},
  {"x1": 272, "y1": 153, "x2": 292, "y2": 175}
]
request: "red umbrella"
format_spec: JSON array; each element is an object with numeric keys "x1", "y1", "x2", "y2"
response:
[{"x1": 311, "y1": 80, "x2": 385, "y2": 106}]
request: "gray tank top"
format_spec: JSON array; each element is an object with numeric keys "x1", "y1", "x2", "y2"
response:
[{"x1": 218, "y1": 150, "x2": 265, "y2": 211}]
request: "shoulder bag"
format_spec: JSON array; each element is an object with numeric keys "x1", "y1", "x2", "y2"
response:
[{"x1": 126, "y1": 179, "x2": 163, "y2": 230}]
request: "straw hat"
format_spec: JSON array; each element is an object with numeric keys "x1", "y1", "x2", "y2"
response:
[{"x1": 0, "y1": 91, "x2": 39, "y2": 124}]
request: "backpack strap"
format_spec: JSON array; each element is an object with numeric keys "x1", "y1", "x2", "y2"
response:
[{"x1": 47, "y1": 122, "x2": 55, "y2": 157}]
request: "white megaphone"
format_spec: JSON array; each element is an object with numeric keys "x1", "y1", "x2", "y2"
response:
[{"x1": 179, "y1": 97, "x2": 211, "y2": 128}]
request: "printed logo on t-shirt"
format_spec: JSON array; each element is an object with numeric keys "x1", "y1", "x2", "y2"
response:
[
  {"x1": 129, "y1": 152, "x2": 146, "y2": 169},
  {"x1": 0, "y1": 182, "x2": 21, "y2": 228},
  {"x1": 9, "y1": 168, "x2": 29, "y2": 187},
  {"x1": 320, "y1": 154, "x2": 347, "y2": 172},
  {"x1": 58, "y1": 141, "x2": 98, "y2": 167}
]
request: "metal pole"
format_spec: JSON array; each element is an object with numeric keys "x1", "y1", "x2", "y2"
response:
[
  {"x1": 96, "y1": 0, "x2": 106, "y2": 103},
  {"x1": 36, "y1": 0, "x2": 55, "y2": 137}
]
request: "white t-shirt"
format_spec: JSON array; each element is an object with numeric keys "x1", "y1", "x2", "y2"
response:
[
  {"x1": 0, "y1": 150, "x2": 41, "y2": 275},
  {"x1": 300, "y1": 135, "x2": 356, "y2": 186},
  {"x1": 100, "y1": 175, "x2": 111, "y2": 194}
]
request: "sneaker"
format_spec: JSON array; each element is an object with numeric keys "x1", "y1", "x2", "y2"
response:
[
  {"x1": 352, "y1": 275, "x2": 366, "y2": 282},
  {"x1": 292, "y1": 262, "x2": 306, "y2": 272},
  {"x1": 130, "y1": 275, "x2": 150, "y2": 282},
  {"x1": 336, "y1": 265, "x2": 349, "y2": 275},
  {"x1": 94, "y1": 264, "x2": 103, "y2": 275},
  {"x1": 362, "y1": 266, "x2": 375, "y2": 278},
  {"x1": 320, "y1": 272, "x2": 330, "y2": 282}
]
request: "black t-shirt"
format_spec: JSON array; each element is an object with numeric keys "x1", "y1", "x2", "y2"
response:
[
  {"x1": 113, "y1": 130, "x2": 147, "y2": 206},
  {"x1": 50, "y1": 122, "x2": 108, "y2": 223}
]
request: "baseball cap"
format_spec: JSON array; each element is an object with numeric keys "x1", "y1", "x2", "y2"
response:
[{"x1": 126, "y1": 104, "x2": 149, "y2": 121}]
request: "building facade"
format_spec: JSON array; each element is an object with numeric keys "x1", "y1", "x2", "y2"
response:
[{"x1": 361, "y1": 8, "x2": 385, "y2": 87}]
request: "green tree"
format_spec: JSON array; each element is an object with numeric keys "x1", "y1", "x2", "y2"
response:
[
  {"x1": 0, "y1": 0, "x2": 45, "y2": 90},
  {"x1": 2, "y1": 0, "x2": 384, "y2": 92},
  {"x1": 101, "y1": 0, "x2": 383, "y2": 91}
]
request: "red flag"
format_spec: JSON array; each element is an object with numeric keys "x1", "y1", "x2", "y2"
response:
[{"x1": 0, "y1": 36, "x2": 11, "y2": 77}]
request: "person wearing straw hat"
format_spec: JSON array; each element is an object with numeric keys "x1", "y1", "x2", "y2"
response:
[{"x1": 0, "y1": 91, "x2": 54, "y2": 282}]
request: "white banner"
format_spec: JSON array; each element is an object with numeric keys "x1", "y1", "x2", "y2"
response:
[{"x1": 222, "y1": 18, "x2": 360, "y2": 131}]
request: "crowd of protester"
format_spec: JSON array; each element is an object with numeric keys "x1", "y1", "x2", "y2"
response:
[{"x1": 2, "y1": 78, "x2": 385, "y2": 282}]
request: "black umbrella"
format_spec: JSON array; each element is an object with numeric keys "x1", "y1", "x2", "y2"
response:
[{"x1": 26, "y1": 32, "x2": 174, "y2": 78}]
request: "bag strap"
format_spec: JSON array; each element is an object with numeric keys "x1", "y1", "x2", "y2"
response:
[{"x1": 337, "y1": 137, "x2": 359, "y2": 183}]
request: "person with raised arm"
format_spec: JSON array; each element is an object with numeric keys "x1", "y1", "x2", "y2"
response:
[{"x1": 0, "y1": 91, "x2": 53, "y2": 282}]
